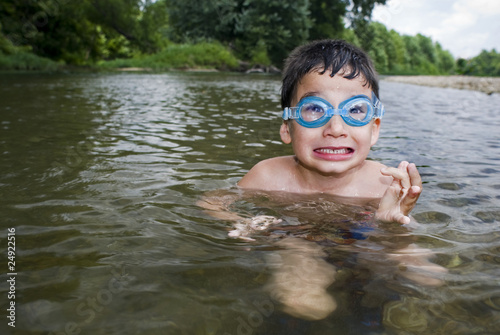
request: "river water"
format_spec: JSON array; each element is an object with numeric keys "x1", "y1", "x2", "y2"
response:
[{"x1": 1, "y1": 72, "x2": 500, "y2": 334}]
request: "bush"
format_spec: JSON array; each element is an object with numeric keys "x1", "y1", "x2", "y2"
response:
[
  {"x1": 99, "y1": 42, "x2": 239, "y2": 70},
  {"x1": 0, "y1": 50, "x2": 59, "y2": 71}
]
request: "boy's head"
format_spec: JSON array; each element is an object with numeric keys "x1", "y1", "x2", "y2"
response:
[{"x1": 281, "y1": 39, "x2": 379, "y2": 109}]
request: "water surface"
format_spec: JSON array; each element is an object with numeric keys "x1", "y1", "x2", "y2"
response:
[{"x1": 1, "y1": 72, "x2": 500, "y2": 334}]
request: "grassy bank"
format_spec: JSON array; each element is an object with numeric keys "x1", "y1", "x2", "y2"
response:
[
  {"x1": 0, "y1": 50, "x2": 60, "y2": 71},
  {"x1": 98, "y1": 42, "x2": 240, "y2": 71},
  {"x1": 0, "y1": 42, "x2": 239, "y2": 72}
]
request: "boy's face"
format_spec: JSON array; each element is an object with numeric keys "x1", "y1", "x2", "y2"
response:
[{"x1": 280, "y1": 69, "x2": 381, "y2": 177}]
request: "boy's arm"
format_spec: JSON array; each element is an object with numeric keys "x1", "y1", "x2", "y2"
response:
[
  {"x1": 197, "y1": 193, "x2": 246, "y2": 222},
  {"x1": 375, "y1": 161, "x2": 422, "y2": 225},
  {"x1": 197, "y1": 190, "x2": 281, "y2": 241},
  {"x1": 198, "y1": 159, "x2": 281, "y2": 223}
]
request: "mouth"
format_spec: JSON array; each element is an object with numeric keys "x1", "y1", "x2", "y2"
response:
[
  {"x1": 314, "y1": 147, "x2": 354, "y2": 155},
  {"x1": 313, "y1": 147, "x2": 354, "y2": 161}
]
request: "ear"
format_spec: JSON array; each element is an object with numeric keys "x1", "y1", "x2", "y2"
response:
[
  {"x1": 370, "y1": 118, "x2": 381, "y2": 147},
  {"x1": 280, "y1": 122, "x2": 292, "y2": 144}
]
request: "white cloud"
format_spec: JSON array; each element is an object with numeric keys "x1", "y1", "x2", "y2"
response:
[
  {"x1": 459, "y1": 0, "x2": 500, "y2": 15},
  {"x1": 372, "y1": 0, "x2": 500, "y2": 58},
  {"x1": 442, "y1": 7, "x2": 476, "y2": 29}
]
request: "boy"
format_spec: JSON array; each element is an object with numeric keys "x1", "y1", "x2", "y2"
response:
[
  {"x1": 199, "y1": 40, "x2": 441, "y2": 321},
  {"x1": 238, "y1": 39, "x2": 422, "y2": 224},
  {"x1": 234, "y1": 39, "x2": 428, "y2": 320}
]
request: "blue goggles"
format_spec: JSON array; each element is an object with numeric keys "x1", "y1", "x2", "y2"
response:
[{"x1": 282, "y1": 92, "x2": 385, "y2": 128}]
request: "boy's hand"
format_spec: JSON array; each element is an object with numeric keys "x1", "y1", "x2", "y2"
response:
[
  {"x1": 228, "y1": 215, "x2": 282, "y2": 241},
  {"x1": 376, "y1": 161, "x2": 422, "y2": 225}
]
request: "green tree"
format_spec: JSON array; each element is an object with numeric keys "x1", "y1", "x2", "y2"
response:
[
  {"x1": 0, "y1": 0, "x2": 168, "y2": 64},
  {"x1": 340, "y1": 27, "x2": 361, "y2": 47},
  {"x1": 87, "y1": 0, "x2": 168, "y2": 54},
  {"x1": 350, "y1": 0, "x2": 386, "y2": 19},
  {"x1": 389, "y1": 29, "x2": 409, "y2": 73},
  {"x1": 402, "y1": 35, "x2": 425, "y2": 73},
  {"x1": 456, "y1": 57, "x2": 469, "y2": 74},
  {"x1": 308, "y1": 0, "x2": 349, "y2": 40},
  {"x1": 466, "y1": 49, "x2": 500, "y2": 76},
  {"x1": 166, "y1": 0, "x2": 240, "y2": 44},
  {"x1": 136, "y1": 0, "x2": 169, "y2": 52},
  {"x1": 384, "y1": 33, "x2": 455, "y2": 75},
  {"x1": 365, "y1": 22, "x2": 390, "y2": 72},
  {"x1": 235, "y1": 0, "x2": 311, "y2": 66},
  {"x1": 348, "y1": 0, "x2": 387, "y2": 49},
  {"x1": 416, "y1": 33, "x2": 437, "y2": 65},
  {"x1": 351, "y1": 18, "x2": 374, "y2": 53},
  {"x1": 435, "y1": 42, "x2": 455, "y2": 74},
  {"x1": 352, "y1": 22, "x2": 406, "y2": 74},
  {"x1": 167, "y1": 0, "x2": 311, "y2": 66},
  {"x1": 167, "y1": 0, "x2": 387, "y2": 67},
  {"x1": 307, "y1": 0, "x2": 388, "y2": 46},
  {"x1": 0, "y1": 1, "x2": 107, "y2": 63},
  {"x1": 0, "y1": 22, "x2": 15, "y2": 54}
]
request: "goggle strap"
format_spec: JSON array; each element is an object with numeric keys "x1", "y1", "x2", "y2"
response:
[
  {"x1": 372, "y1": 93, "x2": 385, "y2": 118},
  {"x1": 282, "y1": 107, "x2": 291, "y2": 120}
]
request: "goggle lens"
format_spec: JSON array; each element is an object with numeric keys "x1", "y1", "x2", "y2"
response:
[
  {"x1": 301, "y1": 102, "x2": 326, "y2": 122},
  {"x1": 347, "y1": 101, "x2": 369, "y2": 121}
]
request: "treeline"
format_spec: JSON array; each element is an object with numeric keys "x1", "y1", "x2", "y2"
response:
[
  {"x1": 0, "y1": 0, "x2": 170, "y2": 67},
  {"x1": 336, "y1": 22, "x2": 456, "y2": 75},
  {"x1": 0, "y1": 0, "x2": 498, "y2": 76},
  {"x1": 457, "y1": 50, "x2": 500, "y2": 77}
]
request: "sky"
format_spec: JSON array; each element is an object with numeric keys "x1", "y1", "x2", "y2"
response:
[{"x1": 371, "y1": 0, "x2": 500, "y2": 59}]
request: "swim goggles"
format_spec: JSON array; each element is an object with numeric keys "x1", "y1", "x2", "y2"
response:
[{"x1": 282, "y1": 92, "x2": 385, "y2": 128}]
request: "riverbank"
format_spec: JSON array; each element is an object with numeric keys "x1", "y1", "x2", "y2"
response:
[
  {"x1": 0, "y1": 42, "x2": 240, "y2": 72},
  {"x1": 2, "y1": 51, "x2": 500, "y2": 96},
  {"x1": 382, "y1": 75, "x2": 500, "y2": 95}
]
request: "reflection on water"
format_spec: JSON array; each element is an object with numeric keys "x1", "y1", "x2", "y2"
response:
[{"x1": 1, "y1": 72, "x2": 500, "y2": 334}]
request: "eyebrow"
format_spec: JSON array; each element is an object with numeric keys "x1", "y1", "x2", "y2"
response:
[
  {"x1": 296, "y1": 92, "x2": 365, "y2": 105},
  {"x1": 296, "y1": 92, "x2": 319, "y2": 103}
]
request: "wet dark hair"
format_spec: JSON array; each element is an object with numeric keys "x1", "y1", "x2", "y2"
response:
[{"x1": 281, "y1": 39, "x2": 379, "y2": 109}]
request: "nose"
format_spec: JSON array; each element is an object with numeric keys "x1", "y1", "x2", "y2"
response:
[{"x1": 323, "y1": 115, "x2": 348, "y2": 138}]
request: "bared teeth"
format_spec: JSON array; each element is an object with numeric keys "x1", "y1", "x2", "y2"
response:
[{"x1": 317, "y1": 148, "x2": 350, "y2": 154}]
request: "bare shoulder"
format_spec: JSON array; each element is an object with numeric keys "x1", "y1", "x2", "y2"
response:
[
  {"x1": 355, "y1": 160, "x2": 394, "y2": 197},
  {"x1": 365, "y1": 160, "x2": 387, "y2": 173},
  {"x1": 364, "y1": 160, "x2": 392, "y2": 183},
  {"x1": 238, "y1": 156, "x2": 295, "y2": 190}
]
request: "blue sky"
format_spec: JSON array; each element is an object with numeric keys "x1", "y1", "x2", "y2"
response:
[{"x1": 372, "y1": 0, "x2": 500, "y2": 58}]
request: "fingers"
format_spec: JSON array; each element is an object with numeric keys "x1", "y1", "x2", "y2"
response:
[
  {"x1": 377, "y1": 183, "x2": 400, "y2": 212},
  {"x1": 397, "y1": 214, "x2": 411, "y2": 225},
  {"x1": 378, "y1": 161, "x2": 422, "y2": 224},
  {"x1": 408, "y1": 185, "x2": 422, "y2": 199},
  {"x1": 401, "y1": 163, "x2": 422, "y2": 206},
  {"x1": 397, "y1": 160, "x2": 409, "y2": 170},
  {"x1": 408, "y1": 162, "x2": 422, "y2": 192},
  {"x1": 381, "y1": 166, "x2": 411, "y2": 190},
  {"x1": 398, "y1": 161, "x2": 411, "y2": 189},
  {"x1": 381, "y1": 161, "x2": 422, "y2": 193}
]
